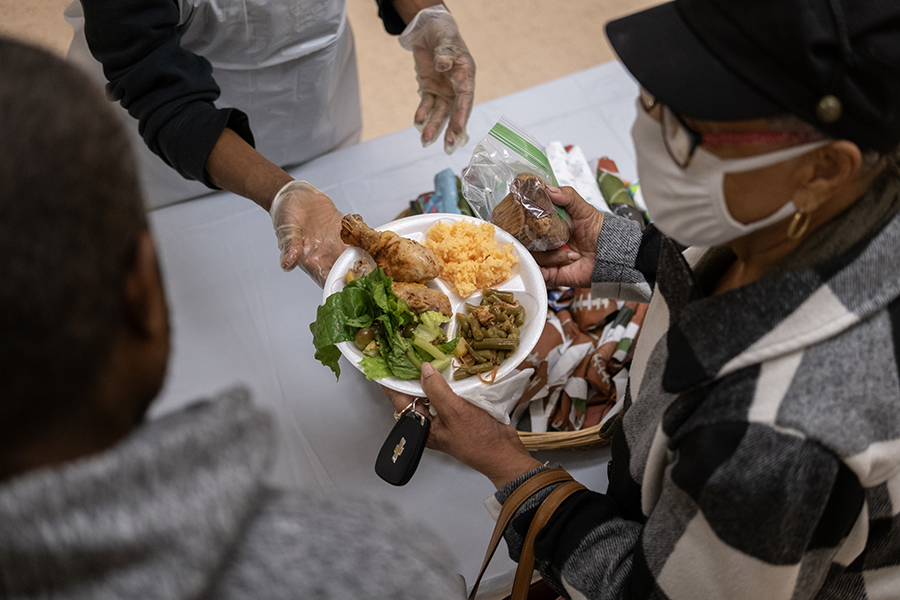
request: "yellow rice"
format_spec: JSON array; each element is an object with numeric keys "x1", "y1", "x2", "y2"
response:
[{"x1": 425, "y1": 220, "x2": 518, "y2": 297}]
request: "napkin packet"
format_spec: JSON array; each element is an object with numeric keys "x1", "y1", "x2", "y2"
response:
[{"x1": 461, "y1": 117, "x2": 571, "y2": 251}]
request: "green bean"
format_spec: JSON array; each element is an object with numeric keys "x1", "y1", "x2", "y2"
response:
[
  {"x1": 464, "y1": 362, "x2": 497, "y2": 374},
  {"x1": 474, "y1": 338, "x2": 519, "y2": 351},
  {"x1": 468, "y1": 347, "x2": 491, "y2": 363},
  {"x1": 453, "y1": 290, "x2": 526, "y2": 377},
  {"x1": 453, "y1": 368, "x2": 476, "y2": 380},
  {"x1": 491, "y1": 290, "x2": 516, "y2": 303},
  {"x1": 466, "y1": 313, "x2": 484, "y2": 341},
  {"x1": 459, "y1": 319, "x2": 471, "y2": 336},
  {"x1": 511, "y1": 306, "x2": 526, "y2": 327},
  {"x1": 482, "y1": 290, "x2": 500, "y2": 305},
  {"x1": 486, "y1": 327, "x2": 507, "y2": 339}
]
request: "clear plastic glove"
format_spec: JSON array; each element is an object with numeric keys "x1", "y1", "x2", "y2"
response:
[
  {"x1": 398, "y1": 5, "x2": 475, "y2": 155},
  {"x1": 269, "y1": 180, "x2": 347, "y2": 288}
]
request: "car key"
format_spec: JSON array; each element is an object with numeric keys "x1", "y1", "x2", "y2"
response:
[{"x1": 375, "y1": 398, "x2": 430, "y2": 486}]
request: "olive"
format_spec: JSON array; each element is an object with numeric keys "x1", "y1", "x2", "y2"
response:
[
  {"x1": 400, "y1": 324, "x2": 415, "y2": 338},
  {"x1": 355, "y1": 327, "x2": 376, "y2": 350}
]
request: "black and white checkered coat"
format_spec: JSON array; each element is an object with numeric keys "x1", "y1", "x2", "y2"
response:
[{"x1": 495, "y1": 199, "x2": 900, "y2": 599}]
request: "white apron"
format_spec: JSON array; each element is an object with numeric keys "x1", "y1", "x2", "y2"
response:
[{"x1": 65, "y1": 0, "x2": 362, "y2": 209}]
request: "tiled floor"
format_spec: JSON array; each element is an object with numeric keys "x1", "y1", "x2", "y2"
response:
[{"x1": 0, "y1": 0, "x2": 661, "y2": 141}]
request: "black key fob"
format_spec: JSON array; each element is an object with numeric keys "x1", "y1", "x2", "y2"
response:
[{"x1": 375, "y1": 409, "x2": 430, "y2": 486}]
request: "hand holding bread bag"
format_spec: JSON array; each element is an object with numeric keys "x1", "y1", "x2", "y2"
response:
[
  {"x1": 491, "y1": 172, "x2": 569, "y2": 250},
  {"x1": 461, "y1": 117, "x2": 571, "y2": 251}
]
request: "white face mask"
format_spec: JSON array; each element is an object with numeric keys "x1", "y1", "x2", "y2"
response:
[{"x1": 631, "y1": 102, "x2": 828, "y2": 247}]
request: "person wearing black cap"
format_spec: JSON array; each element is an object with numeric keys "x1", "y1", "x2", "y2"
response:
[{"x1": 383, "y1": 1, "x2": 900, "y2": 598}]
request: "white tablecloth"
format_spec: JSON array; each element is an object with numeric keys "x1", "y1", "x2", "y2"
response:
[{"x1": 149, "y1": 60, "x2": 640, "y2": 597}]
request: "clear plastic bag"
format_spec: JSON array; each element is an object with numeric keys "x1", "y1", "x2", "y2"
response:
[{"x1": 461, "y1": 117, "x2": 570, "y2": 251}]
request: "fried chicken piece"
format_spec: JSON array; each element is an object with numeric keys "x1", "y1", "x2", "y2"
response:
[
  {"x1": 340, "y1": 214, "x2": 440, "y2": 284},
  {"x1": 344, "y1": 256, "x2": 450, "y2": 316},
  {"x1": 344, "y1": 257, "x2": 375, "y2": 283},
  {"x1": 391, "y1": 282, "x2": 452, "y2": 317}
]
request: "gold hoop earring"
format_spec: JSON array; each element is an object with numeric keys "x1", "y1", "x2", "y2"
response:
[{"x1": 787, "y1": 211, "x2": 811, "y2": 240}]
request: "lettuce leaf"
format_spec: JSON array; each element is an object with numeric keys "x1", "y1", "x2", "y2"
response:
[
  {"x1": 311, "y1": 268, "x2": 419, "y2": 380},
  {"x1": 436, "y1": 339, "x2": 459, "y2": 355},
  {"x1": 311, "y1": 268, "x2": 461, "y2": 381},
  {"x1": 360, "y1": 356, "x2": 393, "y2": 380},
  {"x1": 415, "y1": 310, "x2": 451, "y2": 342},
  {"x1": 383, "y1": 334, "x2": 423, "y2": 380}
]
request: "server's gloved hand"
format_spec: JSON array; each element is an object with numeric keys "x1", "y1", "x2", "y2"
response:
[
  {"x1": 270, "y1": 180, "x2": 347, "y2": 288},
  {"x1": 399, "y1": 5, "x2": 475, "y2": 155}
]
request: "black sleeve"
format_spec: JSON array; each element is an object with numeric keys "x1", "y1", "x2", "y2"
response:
[
  {"x1": 633, "y1": 223, "x2": 664, "y2": 291},
  {"x1": 81, "y1": 0, "x2": 255, "y2": 187},
  {"x1": 375, "y1": 0, "x2": 407, "y2": 35}
]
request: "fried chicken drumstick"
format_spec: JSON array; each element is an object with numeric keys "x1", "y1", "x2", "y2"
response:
[
  {"x1": 391, "y1": 282, "x2": 452, "y2": 317},
  {"x1": 340, "y1": 214, "x2": 440, "y2": 284},
  {"x1": 345, "y1": 257, "x2": 452, "y2": 317}
]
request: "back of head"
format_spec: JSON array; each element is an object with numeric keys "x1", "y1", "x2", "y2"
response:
[{"x1": 0, "y1": 38, "x2": 145, "y2": 424}]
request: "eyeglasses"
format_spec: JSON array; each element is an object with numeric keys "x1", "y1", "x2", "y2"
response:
[{"x1": 639, "y1": 88, "x2": 817, "y2": 168}]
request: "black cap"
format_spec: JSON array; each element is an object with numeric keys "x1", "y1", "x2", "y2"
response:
[{"x1": 606, "y1": 0, "x2": 900, "y2": 153}]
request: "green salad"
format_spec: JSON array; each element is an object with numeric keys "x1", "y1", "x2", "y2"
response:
[{"x1": 311, "y1": 268, "x2": 458, "y2": 381}]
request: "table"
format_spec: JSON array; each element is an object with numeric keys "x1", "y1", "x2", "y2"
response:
[{"x1": 148, "y1": 59, "x2": 640, "y2": 597}]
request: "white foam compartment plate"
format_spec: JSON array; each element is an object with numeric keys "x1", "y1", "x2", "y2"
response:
[{"x1": 322, "y1": 213, "x2": 548, "y2": 397}]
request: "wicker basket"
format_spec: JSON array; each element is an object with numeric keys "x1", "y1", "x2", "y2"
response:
[
  {"x1": 518, "y1": 426, "x2": 605, "y2": 451},
  {"x1": 517, "y1": 416, "x2": 617, "y2": 452}
]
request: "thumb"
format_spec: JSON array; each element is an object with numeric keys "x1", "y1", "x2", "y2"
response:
[
  {"x1": 275, "y1": 227, "x2": 301, "y2": 271},
  {"x1": 432, "y1": 43, "x2": 457, "y2": 72},
  {"x1": 546, "y1": 185, "x2": 593, "y2": 219},
  {"x1": 420, "y1": 362, "x2": 462, "y2": 416},
  {"x1": 532, "y1": 247, "x2": 581, "y2": 268},
  {"x1": 544, "y1": 185, "x2": 577, "y2": 207}
]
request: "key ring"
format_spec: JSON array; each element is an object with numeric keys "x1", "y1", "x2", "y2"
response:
[{"x1": 394, "y1": 396, "x2": 429, "y2": 422}]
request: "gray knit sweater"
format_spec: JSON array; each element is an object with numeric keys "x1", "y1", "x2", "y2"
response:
[
  {"x1": 496, "y1": 170, "x2": 900, "y2": 599},
  {"x1": 0, "y1": 388, "x2": 464, "y2": 599}
]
